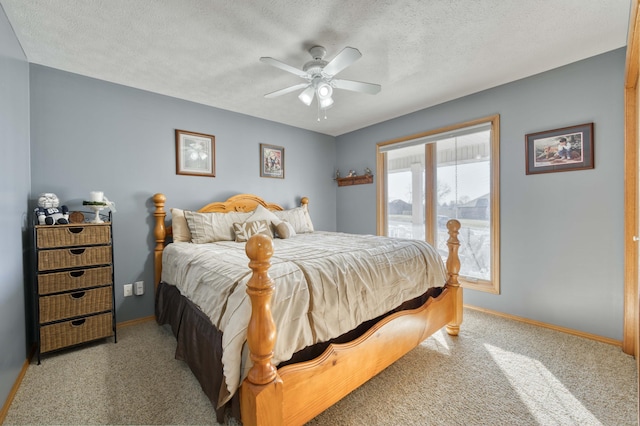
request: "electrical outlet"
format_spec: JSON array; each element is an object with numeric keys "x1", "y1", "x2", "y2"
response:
[
  {"x1": 123, "y1": 283, "x2": 133, "y2": 297},
  {"x1": 134, "y1": 280, "x2": 144, "y2": 296}
]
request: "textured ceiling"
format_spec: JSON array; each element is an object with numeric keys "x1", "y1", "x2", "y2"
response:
[{"x1": 0, "y1": 0, "x2": 631, "y2": 136}]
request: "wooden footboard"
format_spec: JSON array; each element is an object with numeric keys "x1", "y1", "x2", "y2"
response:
[{"x1": 241, "y1": 221, "x2": 462, "y2": 426}]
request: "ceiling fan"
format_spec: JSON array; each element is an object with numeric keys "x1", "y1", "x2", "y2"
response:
[{"x1": 260, "y1": 45, "x2": 381, "y2": 115}]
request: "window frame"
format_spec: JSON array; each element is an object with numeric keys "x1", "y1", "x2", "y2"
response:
[{"x1": 376, "y1": 114, "x2": 500, "y2": 294}]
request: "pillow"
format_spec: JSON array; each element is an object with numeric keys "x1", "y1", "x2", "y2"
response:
[
  {"x1": 246, "y1": 204, "x2": 282, "y2": 230},
  {"x1": 233, "y1": 220, "x2": 273, "y2": 242},
  {"x1": 275, "y1": 220, "x2": 296, "y2": 239},
  {"x1": 273, "y1": 205, "x2": 314, "y2": 233},
  {"x1": 170, "y1": 208, "x2": 192, "y2": 243},
  {"x1": 184, "y1": 210, "x2": 252, "y2": 243}
]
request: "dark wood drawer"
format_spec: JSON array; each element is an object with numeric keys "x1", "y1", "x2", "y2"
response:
[
  {"x1": 38, "y1": 266, "x2": 113, "y2": 295},
  {"x1": 38, "y1": 246, "x2": 112, "y2": 271},
  {"x1": 36, "y1": 224, "x2": 111, "y2": 249},
  {"x1": 39, "y1": 286, "x2": 112, "y2": 323},
  {"x1": 40, "y1": 313, "x2": 113, "y2": 353}
]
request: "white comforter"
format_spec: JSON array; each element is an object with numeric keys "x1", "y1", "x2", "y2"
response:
[{"x1": 161, "y1": 231, "x2": 447, "y2": 405}]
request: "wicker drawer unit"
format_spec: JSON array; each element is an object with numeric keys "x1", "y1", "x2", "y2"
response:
[
  {"x1": 33, "y1": 220, "x2": 116, "y2": 362},
  {"x1": 36, "y1": 225, "x2": 110, "y2": 249},
  {"x1": 39, "y1": 313, "x2": 113, "y2": 353},
  {"x1": 39, "y1": 286, "x2": 113, "y2": 323},
  {"x1": 38, "y1": 245, "x2": 112, "y2": 271},
  {"x1": 38, "y1": 266, "x2": 113, "y2": 295}
]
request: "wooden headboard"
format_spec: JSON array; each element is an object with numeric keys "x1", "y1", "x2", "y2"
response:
[{"x1": 151, "y1": 193, "x2": 309, "y2": 287}]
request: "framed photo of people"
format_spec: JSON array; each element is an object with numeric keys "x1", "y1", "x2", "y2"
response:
[
  {"x1": 525, "y1": 122, "x2": 594, "y2": 175},
  {"x1": 260, "y1": 143, "x2": 284, "y2": 179}
]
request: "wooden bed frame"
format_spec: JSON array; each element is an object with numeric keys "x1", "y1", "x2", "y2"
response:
[{"x1": 152, "y1": 193, "x2": 463, "y2": 426}]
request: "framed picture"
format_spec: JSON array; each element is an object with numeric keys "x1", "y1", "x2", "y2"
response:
[
  {"x1": 525, "y1": 122, "x2": 594, "y2": 175},
  {"x1": 175, "y1": 129, "x2": 215, "y2": 177},
  {"x1": 260, "y1": 143, "x2": 285, "y2": 179}
]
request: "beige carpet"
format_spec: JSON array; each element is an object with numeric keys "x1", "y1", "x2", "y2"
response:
[{"x1": 4, "y1": 308, "x2": 637, "y2": 425}]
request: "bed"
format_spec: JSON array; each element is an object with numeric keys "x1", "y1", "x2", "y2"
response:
[{"x1": 151, "y1": 193, "x2": 462, "y2": 425}]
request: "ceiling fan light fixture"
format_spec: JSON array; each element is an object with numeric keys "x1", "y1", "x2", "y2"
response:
[
  {"x1": 316, "y1": 82, "x2": 333, "y2": 99},
  {"x1": 298, "y1": 85, "x2": 315, "y2": 106},
  {"x1": 319, "y1": 96, "x2": 334, "y2": 109}
]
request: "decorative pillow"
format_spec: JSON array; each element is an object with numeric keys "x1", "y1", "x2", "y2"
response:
[
  {"x1": 275, "y1": 220, "x2": 296, "y2": 239},
  {"x1": 184, "y1": 210, "x2": 253, "y2": 243},
  {"x1": 246, "y1": 204, "x2": 283, "y2": 230},
  {"x1": 170, "y1": 208, "x2": 192, "y2": 243},
  {"x1": 233, "y1": 220, "x2": 273, "y2": 242},
  {"x1": 273, "y1": 205, "x2": 314, "y2": 233}
]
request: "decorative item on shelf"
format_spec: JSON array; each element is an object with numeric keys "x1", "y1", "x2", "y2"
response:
[
  {"x1": 82, "y1": 191, "x2": 116, "y2": 223},
  {"x1": 335, "y1": 169, "x2": 374, "y2": 187},
  {"x1": 335, "y1": 169, "x2": 340, "y2": 180},
  {"x1": 34, "y1": 193, "x2": 69, "y2": 225},
  {"x1": 68, "y1": 211, "x2": 85, "y2": 224}
]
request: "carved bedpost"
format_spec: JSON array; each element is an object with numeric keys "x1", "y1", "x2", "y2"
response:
[
  {"x1": 300, "y1": 196, "x2": 309, "y2": 209},
  {"x1": 445, "y1": 219, "x2": 463, "y2": 336},
  {"x1": 241, "y1": 234, "x2": 283, "y2": 426},
  {"x1": 152, "y1": 193, "x2": 167, "y2": 291}
]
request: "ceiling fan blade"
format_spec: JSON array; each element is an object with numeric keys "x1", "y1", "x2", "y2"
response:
[
  {"x1": 333, "y1": 79, "x2": 381, "y2": 95},
  {"x1": 264, "y1": 83, "x2": 309, "y2": 98},
  {"x1": 322, "y1": 47, "x2": 362, "y2": 76},
  {"x1": 260, "y1": 57, "x2": 308, "y2": 77}
]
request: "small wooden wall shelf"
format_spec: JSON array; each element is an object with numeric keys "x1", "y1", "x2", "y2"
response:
[{"x1": 336, "y1": 174, "x2": 373, "y2": 187}]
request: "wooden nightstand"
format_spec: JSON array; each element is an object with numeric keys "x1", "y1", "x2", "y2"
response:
[{"x1": 33, "y1": 214, "x2": 116, "y2": 362}]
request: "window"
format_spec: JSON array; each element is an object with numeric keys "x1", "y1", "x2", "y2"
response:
[{"x1": 376, "y1": 115, "x2": 500, "y2": 293}]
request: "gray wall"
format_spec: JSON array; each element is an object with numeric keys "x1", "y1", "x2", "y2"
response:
[
  {"x1": 29, "y1": 65, "x2": 337, "y2": 324},
  {"x1": 0, "y1": 5, "x2": 31, "y2": 409},
  {"x1": 335, "y1": 48, "x2": 626, "y2": 341}
]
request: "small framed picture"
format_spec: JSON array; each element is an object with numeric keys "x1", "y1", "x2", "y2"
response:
[
  {"x1": 175, "y1": 129, "x2": 215, "y2": 177},
  {"x1": 525, "y1": 123, "x2": 594, "y2": 175},
  {"x1": 260, "y1": 143, "x2": 284, "y2": 179}
]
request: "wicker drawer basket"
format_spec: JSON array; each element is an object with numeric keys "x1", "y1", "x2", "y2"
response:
[
  {"x1": 38, "y1": 246, "x2": 112, "y2": 271},
  {"x1": 36, "y1": 224, "x2": 110, "y2": 249},
  {"x1": 39, "y1": 286, "x2": 113, "y2": 323},
  {"x1": 38, "y1": 266, "x2": 113, "y2": 295},
  {"x1": 40, "y1": 312, "x2": 113, "y2": 353}
]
